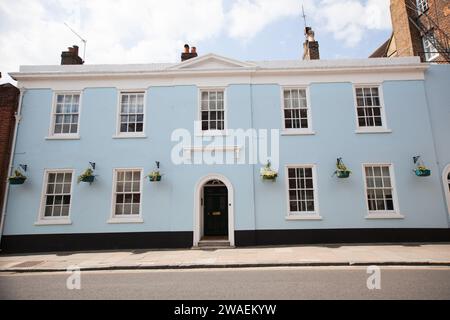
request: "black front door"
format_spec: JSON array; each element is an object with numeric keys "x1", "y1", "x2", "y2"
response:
[{"x1": 203, "y1": 186, "x2": 228, "y2": 237}]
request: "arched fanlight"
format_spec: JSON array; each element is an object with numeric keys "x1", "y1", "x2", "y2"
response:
[{"x1": 205, "y1": 179, "x2": 225, "y2": 186}]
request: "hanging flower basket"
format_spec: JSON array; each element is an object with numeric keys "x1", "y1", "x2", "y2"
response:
[
  {"x1": 336, "y1": 170, "x2": 351, "y2": 178},
  {"x1": 9, "y1": 176, "x2": 27, "y2": 185},
  {"x1": 147, "y1": 171, "x2": 162, "y2": 182},
  {"x1": 334, "y1": 158, "x2": 351, "y2": 179},
  {"x1": 8, "y1": 169, "x2": 27, "y2": 185},
  {"x1": 149, "y1": 175, "x2": 162, "y2": 182},
  {"x1": 261, "y1": 161, "x2": 278, "y2": 182},
  {"x1": 262, "y1": 174, "x2": 277, "y2": 181},
  {"x1": 80, "y1": 175, "x2": 95, "y2": 183},
  {"x1": 413, "y1": 157, "x2": 431, "y2": 177},
  {"x1": 78, "y1": 168, "x2": 95, "y2": 184},
  {"x1": 415, "y1": 168, "x2": 431, "y2": 177}
]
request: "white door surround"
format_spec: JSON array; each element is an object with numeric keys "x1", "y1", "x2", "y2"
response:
[
  {"x1": 443, "y1": 164, "x2": 450, "y2": 217},
  {"x1": 193, "y1": 174, "x2": 235, "y2": 247}
]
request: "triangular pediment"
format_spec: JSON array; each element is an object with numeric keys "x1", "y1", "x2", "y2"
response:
[{"x1": 169, "y1": 53, "x2": 256, "y2": 70}]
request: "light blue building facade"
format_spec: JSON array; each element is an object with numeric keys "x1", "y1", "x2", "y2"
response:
[{"x1": 1, "y1": 55, "x2": 449, "y2": 252}]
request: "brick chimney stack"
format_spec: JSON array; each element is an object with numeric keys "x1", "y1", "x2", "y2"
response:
[
  {"x1": 302, "y1": 27, "x2": 320, "y2": 60},
  {"x1": 181, "y1": 44, "x2": 198, "y2": 62},
  {"x1": 61, "y1": 45, "x2": 84, "y2": 65}
]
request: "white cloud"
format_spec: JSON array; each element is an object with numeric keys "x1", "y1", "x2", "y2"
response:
[
  {"x1": 227, "y1": 0, "x2": 390, "y2": 46},
  {"x1": 0, "y1": 0, "x2": 224, "y2": 83},
  {"x1": 0, "y1": 0, "x2": 391, "y2": 84},
  {"x1": 226, "y1": 0, "x2": 312, "y2": 40},
  {"x1": 316, "y1": 0, "x2": 391, "y2": 47}
]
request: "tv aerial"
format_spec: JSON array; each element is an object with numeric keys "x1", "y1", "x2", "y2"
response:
[{"x1": 64, "y1": 22, "x2": 87, "y2": 61}]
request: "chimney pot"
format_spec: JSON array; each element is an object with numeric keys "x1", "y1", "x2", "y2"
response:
[
  {"x1": 302, "y1": 27, "x2": 320, "y2": 60},
  {"x1": 306, "y1": 30, "x2": 315, "y2": 42},
  {"x1": 61, "y1": 45, "x2": 84, "y2": 65},
  {"x1": 181, "y1": 44, "x2": 198, "y2": 61}
]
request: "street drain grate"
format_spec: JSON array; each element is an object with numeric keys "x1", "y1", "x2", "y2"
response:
[{"x1": 11, "y1": 261, "x2": 45, "y2": 268}]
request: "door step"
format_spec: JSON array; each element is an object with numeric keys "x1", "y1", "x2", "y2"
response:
[{"x1": 195, "y1": 240, "x2": 233, "y2": 250}]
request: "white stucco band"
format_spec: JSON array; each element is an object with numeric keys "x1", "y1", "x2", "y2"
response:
[{"x1": 10, "y1": 55, "x2": 427, "y2": 90}]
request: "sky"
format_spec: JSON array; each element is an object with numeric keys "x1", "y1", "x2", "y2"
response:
[{"x1": 0, "y1": 0, "x2": 392, "y2": 84}]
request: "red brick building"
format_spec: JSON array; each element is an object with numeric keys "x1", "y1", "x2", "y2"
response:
[
  {"x1": 0, "y1": 80, "x2": 20, "y2": 227},
  {"x1": 371, "y1": 0, "x2": 450, "y2": 63}
]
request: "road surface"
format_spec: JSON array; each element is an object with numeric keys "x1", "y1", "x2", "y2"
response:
[{"x1": 1, "y1": 266, "x2": 449, "y2": 300}]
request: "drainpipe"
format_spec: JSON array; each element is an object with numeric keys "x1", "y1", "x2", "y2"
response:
[
  {"x1": 249, "y1": 73, "x2": 257, "y2": 245},
  {"x1": 422, "y1": 69, "x2": 450, "y2": 226},
  {"x1": 0, "y1": 87, "x2": 25, "y2": 248}
]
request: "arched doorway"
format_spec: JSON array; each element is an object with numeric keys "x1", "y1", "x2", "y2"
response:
[{"x1": 194, "y1": 174, "x2": 234, "y2": 247}]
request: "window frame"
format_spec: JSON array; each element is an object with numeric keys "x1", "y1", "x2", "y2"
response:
[
  {"x1": 443, "y1": 164, "x2": 450, "y2": 217},
  {"x1": 422, "y1": 35, "x2": 439, "y2": 62},
  {"x1": 353, "y1": 84, "x2": 391, "y2": 134},
  {"x1": 280, "y1": 86, "x2": 315, "y2": 135},
  {"x1": 284, "y1": 164, "x2": 321, "y2": 220},
  {"x1": 197, "y1": 87, "x2": 227, "y2": 136},
  {"x1": 108, "y1": 168, "x2": 144, "y2": 224},
  {"x1": 416, "y1": 0, "x2": 429, "y2": 14},
  {"x1": 362, "y1": 163, "x2": 403, "y2": 219},
  {"x1": 36, "y1": 169, "x2": 74, "y2": 225},
  {"x1": 114, "y1": 90, "x2": 147, "y2": 139},
  {"x1": 47, "y1": 91, "x2": 82, "y2": 140}
]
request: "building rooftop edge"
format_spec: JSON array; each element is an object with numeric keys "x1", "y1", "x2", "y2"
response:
[{"x1": 9, "y1": 55, "x2": 426, "y2": 81}]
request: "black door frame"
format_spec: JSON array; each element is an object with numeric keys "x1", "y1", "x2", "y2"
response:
[{"x1": 203, "y1": 185, "x2": 229, "y2": 237}]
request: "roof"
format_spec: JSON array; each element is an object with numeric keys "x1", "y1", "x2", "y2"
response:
[
  {"x1": 0, "y1": 83, "x2": 19, "y2": 96},
  {"x1": 9, "y1": 53, "x2": 426, "y2": 81},
  {"x1": 0, "y1": 83, "x2": 18, "y2": 90},
  {"x1": 369, "y1": 33, "x2": 394, "y2": 58}
]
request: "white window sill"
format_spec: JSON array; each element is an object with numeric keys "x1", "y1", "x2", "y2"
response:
[
  {"x1": 35, "y1": 219, "x2": 72, "y2": 226},
  {"x1": 365, "y1": 213, "x2": 404, "y2": 219},
  {"x1": 45, "y1": 135, "x2": 80, "y2": 140},
  {"x1": 285, "y1": 215, "x2": 322, "y2": 221},
  {"x1": 195, "y1": 130, "x2": 228, "y2": 137},
  {"x1": 281, "y1": 130, "x2": 315, "y2": 136},
  {"x1": 107, "y1": 217, "x2": 144, "y2": 224},
  {"x1": 355, "y1": 129, "x2": 392, "y2": 134},
  {"x1": 112, "y1": 134, "x2": 147, "y2": 139}
]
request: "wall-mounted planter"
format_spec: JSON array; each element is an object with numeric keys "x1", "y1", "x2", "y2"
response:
[
  {"x1": 9, "y1": 177, "x2": 27, "y2": 185},
  {"x1": 262, "y1": 175, "x2": 277, "y2": 182},
  {"x1": 8, "y1": 166, "x2": 28, "y2": 185},
  {"x1": 415, "y1": 169, "x2": 431, "y2": 177},
  {"x1": 336, "y1": 170, "x2": 351, "y2": 179},
  {"x1": 333, "y1": 158, "x2": 351, "y2": 179},
  {"x1": 80, "y1": 175, "x2": 95, "y2": 183},
  {"x1": 412, "y1": 156, "x2": 431, "y2": 177},
  {"x1": 260, "y1": 161, "x2": 278, "y2": 182},
  {"x1": 147, "y1": 161, "x2": 162, "y2": 183},
  {"x1": 149, "y1": 175, "x2": 162, "y2": 182},
  {"x1": 78, "y1": 163, "x2": 96, "y2": 184}
]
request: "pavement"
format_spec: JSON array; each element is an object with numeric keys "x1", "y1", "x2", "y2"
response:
[{"x1": 1, "y1": 243, "x2": 450, "y2": 272}]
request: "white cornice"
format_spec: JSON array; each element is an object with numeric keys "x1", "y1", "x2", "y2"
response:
[
  {"x1": 10, "y1": 64, "x2": 428, "y2": 81},
  {"x1": 9, "y1": 57, "x2": 428, "y2": 82}
]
